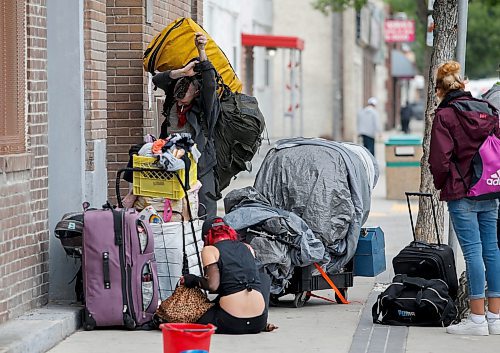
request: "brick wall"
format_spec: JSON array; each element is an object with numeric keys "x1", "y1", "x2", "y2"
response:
[
  {"x1": 0, "y1": 0, "x2": 49, "y2": 323},
  {"x1": 84, "y1": 0, "x2": 108, "y2": 172},
  {"x1": 107, "y1": 0, "x2": 202, "y2": 200}
]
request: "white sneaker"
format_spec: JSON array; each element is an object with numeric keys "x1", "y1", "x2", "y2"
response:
[
  {"x1": 488, "y1": 318, "x2": 500, "y2": 335},
  {"x1": 446, "y1": 316, "x2": 489, "y2": 336}
]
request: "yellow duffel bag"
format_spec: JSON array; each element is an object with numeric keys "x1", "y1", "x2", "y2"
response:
[{"x1": 143, "y1": 17, "x2": 242, "y2": 93}]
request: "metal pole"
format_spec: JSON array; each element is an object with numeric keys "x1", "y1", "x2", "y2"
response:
[
  {"x1": 299, "y1": 50, "x2": 304, "y2": 137},
  {"x1": 448, "y1": 0, "x2": 469, "y2": 252},
  {"x1": 290, "y1": 49, "x2": 296, "y2": 137},
  {"x1": 456, "y1": 0, "x2": 468, "y2": 76}
]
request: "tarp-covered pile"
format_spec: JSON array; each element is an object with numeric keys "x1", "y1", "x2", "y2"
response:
[{"x1": 224, "y1": 138, "x2": 378, "y2": 294}]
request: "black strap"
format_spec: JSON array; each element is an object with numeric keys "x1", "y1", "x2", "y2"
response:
[
  {"x1": 113, "y1": 209, "x2": 123, "y2": 246},
  {"x1": 174, "y1": 170, "x2": 203, "y2": 275},
  {"x1": 453, "y1": 159, "x2": 470, "y2": 191},
  {"x1": 111, "y1": 209, "x2": 131, "y2": 326},
  {"x1": 182, "y1": 154, "x2": 191, "y2": 191},
  {"x1": 103, "y1": 252, "x2": 110, "y2": 289}
]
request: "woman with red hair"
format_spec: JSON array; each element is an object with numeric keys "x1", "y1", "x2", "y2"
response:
[{"x1": 182, "y1": 217, "x2": 274, "y2": 334}]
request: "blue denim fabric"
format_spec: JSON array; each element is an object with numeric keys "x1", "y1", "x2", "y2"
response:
[
  {"x1": 448, "y1": 198, "x2": 500, "y2": 299},
  {"x1": 361, "y1": 135, "x2": 375, "y2": 156}
]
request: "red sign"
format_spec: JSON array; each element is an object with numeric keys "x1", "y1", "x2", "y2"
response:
[{"x1": 384, "y1": 20, "x2": 415, "y2": 43}]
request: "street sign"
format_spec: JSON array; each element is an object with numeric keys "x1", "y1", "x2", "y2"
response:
[{"x1": 384, "y1": 19, "x2": 415, "y2": 43}]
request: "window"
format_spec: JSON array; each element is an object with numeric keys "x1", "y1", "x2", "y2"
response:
[{"x1": 0, "y1": 0, "x2": 25, "y2": 155}]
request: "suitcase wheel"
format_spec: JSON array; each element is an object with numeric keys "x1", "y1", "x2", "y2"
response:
[
  {"x1": 82, "y1": 308, "x2": 96, "y2": 331},
  {"x1": 335, "y1": 288, "x2": 348, "y2": 304},
  {"x1": 124, "y1": 313, "x2": 136, "y2": 330},
  {"x1": 269, "y1": 294, "x2": 281, "y2": 307}
]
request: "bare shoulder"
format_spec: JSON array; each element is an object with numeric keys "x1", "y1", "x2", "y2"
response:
[{"x1": 201, "y1": 245, "x2": 219, "y2": 265}]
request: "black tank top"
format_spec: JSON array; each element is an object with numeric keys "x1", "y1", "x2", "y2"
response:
[{"x1": 214, "y1": 240, "x2": 262, "y2": 296}]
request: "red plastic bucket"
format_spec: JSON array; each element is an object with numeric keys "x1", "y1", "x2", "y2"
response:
[{"x1": 160, "y1": 323, "x2": 216, "y2": 353}]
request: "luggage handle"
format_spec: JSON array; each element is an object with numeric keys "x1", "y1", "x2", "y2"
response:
[
  {"x1": 172, "y1": 171, "x2": 203, "y2": 276},
  {"x1": 405, "y1": 192, "x2": 441, "y2": 246}
]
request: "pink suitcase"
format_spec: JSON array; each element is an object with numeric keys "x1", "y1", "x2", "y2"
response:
[{"x1": 82, "y1": 207, "x2": 159, "y2": 330}]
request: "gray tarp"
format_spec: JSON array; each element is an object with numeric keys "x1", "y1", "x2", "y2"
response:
[
  {"x1": 223, "y1": 187, "x2": 325, "y2": 294},
  {"x1": 253, "y1": 138, "x2": 378, "y2": 272}
]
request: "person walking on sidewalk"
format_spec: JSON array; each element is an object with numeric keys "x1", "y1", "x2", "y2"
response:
[
  {"x1": 152, "y1": 32, "x2": 219, "y2": 217},
  {"x1": 429, "y1": 60, "x2": 500, "y2": 336},
  {"x1": 400, "y1": 103, "x2": 412, "y2": 134},
  {"x1": 357, "y1": 97, "x2": 381, "y2": 156}
]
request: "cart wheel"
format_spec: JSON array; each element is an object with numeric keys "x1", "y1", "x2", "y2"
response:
[
  {"x1": 335, "y1": 288, "x2": 348, "y2": 304},
  {"x1": 293, "y1": 291, "x2": 308, "y2": 308},
  {"x1": 304, "y1": 291, "x2": 311, "y2": 302},
  {"x1": 269, "y1": 294, "x2": 281, "y2": 307}
]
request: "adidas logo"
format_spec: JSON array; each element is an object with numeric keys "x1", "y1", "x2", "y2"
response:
[{"x1": 486, "y1": 169, "x2": 500, "y2": 186}]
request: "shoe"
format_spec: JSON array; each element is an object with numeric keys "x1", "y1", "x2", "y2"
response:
[
  {"x1": 488, "y1": 318, "x2": 500, "y2": 335},
  {"x1": 446, "y1": 316, "x2": 489, "y2": 336}
]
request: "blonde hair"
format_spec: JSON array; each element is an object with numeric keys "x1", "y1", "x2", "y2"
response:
[{"x1": 435, "y1": 60, "x2": 465, "y2": 94}]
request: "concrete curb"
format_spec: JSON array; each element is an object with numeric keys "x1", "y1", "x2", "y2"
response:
[{"x1": 0, "y1": 302, "x2": 81, "y2": 353}]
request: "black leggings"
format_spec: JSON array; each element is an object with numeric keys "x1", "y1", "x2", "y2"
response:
[{"x1": 197, "y1": 305, "x2": 267, "y2": 334}]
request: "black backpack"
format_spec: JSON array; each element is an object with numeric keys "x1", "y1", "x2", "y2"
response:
[
  {"x1": 214, "y1": 87, "x2": 265, "y2": 195},
  {"x1": 372, "y1": 275, "x2": 457, "y2": 327}
]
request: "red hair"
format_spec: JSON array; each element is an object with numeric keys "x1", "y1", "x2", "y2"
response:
[{"x1": 204, "y1": 218, "x2": 238, "y2": 246}]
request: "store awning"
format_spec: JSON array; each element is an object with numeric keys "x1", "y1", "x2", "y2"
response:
[
  {"x1": 241, "y1": 33, "x2": 305, "y2": 50},
  {"x1": 391, "y1": 49, "x2": 416, "y2": 79}
]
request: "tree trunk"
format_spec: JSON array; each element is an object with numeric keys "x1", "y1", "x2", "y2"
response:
[{"x1": 414, "y1": 0, "x2": 458, "y2": 243}]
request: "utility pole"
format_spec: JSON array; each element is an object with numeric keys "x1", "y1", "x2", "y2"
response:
[{"x1": 456, "y1": 0, "x2": 468, "y2": 76}]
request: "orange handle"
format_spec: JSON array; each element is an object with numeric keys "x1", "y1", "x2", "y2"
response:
[{"x1": 313, "y1": 263, "x2": 349, "y2": 304}]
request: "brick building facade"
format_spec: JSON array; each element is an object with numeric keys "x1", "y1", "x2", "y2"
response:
[
  {"x1": 0, "y1": 0, "x2": 202, "y2": 324},
  {"x1": 0, "y1": 0, "x2": 50, "y2": 323}
]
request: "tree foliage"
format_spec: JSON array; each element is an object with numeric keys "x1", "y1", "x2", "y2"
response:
[
  {"x1": 312, "y1": 0, "x2": 500, "y2": 78},
  {"x1": 312, "y1": 0, "x2": 367, "y2": 13},
  {"x1": 465, "y1": 1, "x2": 500, "y2": 79}
]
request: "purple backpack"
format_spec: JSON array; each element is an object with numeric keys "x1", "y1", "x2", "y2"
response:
[{"x1": 461, "y1": 133, "x2": 500, "y2": 200}]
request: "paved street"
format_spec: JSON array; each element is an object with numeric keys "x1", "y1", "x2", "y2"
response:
[{"x1": 44, "y1": 125, "x2": 500, "y2": 353}]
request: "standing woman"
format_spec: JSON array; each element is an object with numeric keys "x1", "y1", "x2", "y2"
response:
[{"x1": 429, "y1": 60, "x2": 500, "y2": 336}]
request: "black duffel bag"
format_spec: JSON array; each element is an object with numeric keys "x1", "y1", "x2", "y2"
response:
[{"x1": 372, "y1": 274, "x2": 457, "y2": 327}]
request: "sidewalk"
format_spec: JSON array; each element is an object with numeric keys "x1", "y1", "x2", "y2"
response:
[{"x1": 2, "y1": 129, "x2": 499, "y2": 353}]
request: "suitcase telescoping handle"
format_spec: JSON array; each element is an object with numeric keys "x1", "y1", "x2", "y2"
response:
[{"x1": 405, "y1": 192, "x2": 441, "y2": 246}]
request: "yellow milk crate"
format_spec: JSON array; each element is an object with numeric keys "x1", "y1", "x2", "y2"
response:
[{"x1": 132, "y1": 153, "x2": 197, "y2": 200}]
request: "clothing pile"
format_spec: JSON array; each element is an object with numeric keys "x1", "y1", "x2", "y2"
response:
[
  {"x1": 224, "y1": 138, "x2": 378, "y2": 293},
  {"x1": 137, "y1": 133, "x2": 201, "y2": 172}
]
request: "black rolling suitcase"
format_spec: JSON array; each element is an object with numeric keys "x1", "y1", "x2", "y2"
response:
[{"x1": 392, "y1": 192, "x2": 458, "y2": 299}]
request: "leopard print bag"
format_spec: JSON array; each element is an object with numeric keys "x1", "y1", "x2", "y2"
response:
[{"x1": 155, "y1": 284, "x2": 213, "y2": 323}]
